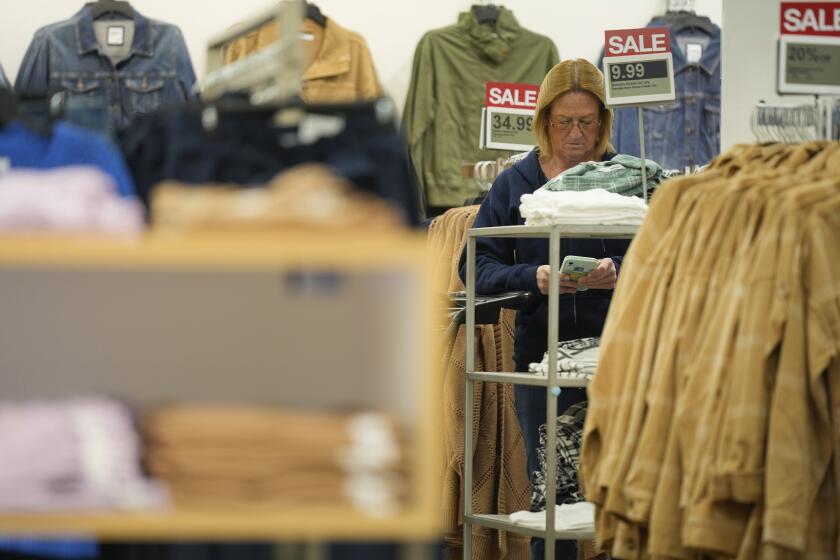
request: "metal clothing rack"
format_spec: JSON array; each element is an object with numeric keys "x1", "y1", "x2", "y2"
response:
[
  {"x1": 202, "y1": 1, "x2": 304, "y2": 103},
  {"x1": 751, "y1": 98, "x2": 840, "y2": 142},
  {"x1": 460, "y1": 152, "x2": 529, "y2": 192},
  {"x1": 463, "y1": 223, "x2": 639, "y2": 560}
]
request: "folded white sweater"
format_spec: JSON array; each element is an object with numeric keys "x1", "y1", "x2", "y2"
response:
[
  {"x1": 509, "y1": 501, "x2": 595, "y2": 531},
  {"x1": 520, "y1": 188, "x2": 648, "y2": 227}
]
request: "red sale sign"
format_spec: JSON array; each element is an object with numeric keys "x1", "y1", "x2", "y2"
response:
[
  {"x1": 781, "y1": 2, "x2": 840, "y2": 36},
  {"x1": 604, "y1": 28, "x2": 672, "y2": 56},
  {"x1": 485, "y1": 82, "x2": 540, "y2": 110}
]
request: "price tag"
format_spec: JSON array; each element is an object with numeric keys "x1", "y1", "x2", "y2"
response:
[
  {"x1": 602, "y1": 28, "x2": 676, "y2": 107},
  {"x1": 778, "y1": 3, "x2": 840, "y2": 94},
  {"x1": 483, "y1": 81, "x2": 539, "y2": 151}
]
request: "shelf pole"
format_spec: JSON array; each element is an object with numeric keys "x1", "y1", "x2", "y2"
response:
[
  {"x1": 544, "y1": 226, "x2": 561, "y2": 559},
  {"x1": 464, "y1": 235, "x2": 477, "y2": 559}
]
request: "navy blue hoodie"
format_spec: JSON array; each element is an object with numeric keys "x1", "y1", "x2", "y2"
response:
[{"x1": 458, "y1": 149, "x2": 631, "y2": 370}]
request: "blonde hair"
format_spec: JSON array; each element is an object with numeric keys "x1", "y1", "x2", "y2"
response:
[{"x1": 533, "y1": 59, "x2": 614, "y2": 162}]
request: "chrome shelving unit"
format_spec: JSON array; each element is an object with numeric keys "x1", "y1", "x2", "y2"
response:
[{"x1": 463, "y1": 223, "x2": 639, "y2": 560}]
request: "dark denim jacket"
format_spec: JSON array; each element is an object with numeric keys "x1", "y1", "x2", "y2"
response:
[
  {"x1": 609, "y1": 17, "x2": 721, "y2": 170},
  {"x1": 15, "y1": 5, "x2": 196, "y2": 131}
]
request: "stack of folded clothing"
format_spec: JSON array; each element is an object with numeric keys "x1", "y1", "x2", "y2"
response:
[
  {"x1": 528, "y1": 337, "x2": 600, "y2": 379},
  {"x1": 0, "y1": 397, "x2": 167, "y2": 512},
  {"x1": 509, "y1": 501, "x2": 595, "y2": 532},
  {"x1": 520, "y1": 154, "x2": 659, "y2": 227},
  {"x1": 144, "y1": 404, "x2": 404, "y2": 515},
  {"x1": 0, "y1": 167, "x2": 144, "y2": 236},
  {"x1": 520, "y1": 188, "x2": 648, "y2": 227},
  {"x1": 150, "y1": 164, "x2": 403, "y2": 232}
]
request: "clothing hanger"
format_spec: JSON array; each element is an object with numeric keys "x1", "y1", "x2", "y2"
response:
[
  {"x1": 665, "y1": 12, "x2": 714, "y2": 34},
  {"x1": 663, "y1": 0, "x2": 714, "y2": 34},
  {"x1": 91, "y1": 0, "x2": 134, "y2": 20},
  {"x1": 471, "y1": 4, "x2": 501, "y2": 24},
  {"x1": 304, "y1": 2, "x2": 327, "y2": 27}
]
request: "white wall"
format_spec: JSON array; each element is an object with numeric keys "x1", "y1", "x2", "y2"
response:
[
  {"x1": 0, "y1": 0, "x2": 721, "y2": 112},
  {"x1": 721, "y1": 0, "x2": 833, "y2": 149}
]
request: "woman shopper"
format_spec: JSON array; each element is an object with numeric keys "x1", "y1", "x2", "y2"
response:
[{"x1": 459, "y1": 58, "x2": 631, "y2": 559}]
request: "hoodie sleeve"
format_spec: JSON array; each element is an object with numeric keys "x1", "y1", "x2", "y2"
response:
[{"x1": 458, "y1": 174, "x2": 540, "y2": 296}]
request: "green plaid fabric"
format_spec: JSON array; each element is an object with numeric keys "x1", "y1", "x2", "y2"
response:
[{"x1": 544, "y1": 154, "x2": 664, "y2": 196}]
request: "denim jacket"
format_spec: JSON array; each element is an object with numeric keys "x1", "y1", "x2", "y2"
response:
[
  {"x1": 15, "y1": 5, "x2": 196, "y2": 131},
  {"x1": 609, "y1": 17, "x2": 721, "y2": 171}
]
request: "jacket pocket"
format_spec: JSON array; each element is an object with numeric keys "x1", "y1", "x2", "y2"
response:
[
  {"x1": 124, "y1": 77, "x2": 165, "y2": 115},
  {"x1": 60, "y1": 78, "x2": 103, "y2": 96}
]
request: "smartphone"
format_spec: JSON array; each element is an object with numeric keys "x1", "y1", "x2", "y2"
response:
[{"x1": 560, "y1": 255, "x2": 600, "y2": 291}]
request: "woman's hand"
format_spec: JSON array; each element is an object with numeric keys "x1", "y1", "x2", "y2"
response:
[
  {"x1": 578, "y1": 258, "x2": 617, "y2": 290},
  {"x1": 536, "y1": 265, "x2": 580, "y2": 295},
  {"x1": 535, "y1": 258, "x2": 617, "y2": 295}
]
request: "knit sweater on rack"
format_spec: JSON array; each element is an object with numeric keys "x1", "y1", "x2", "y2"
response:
[{"x1": 430, "y1": 206, "x2": 531, "y2": 560}]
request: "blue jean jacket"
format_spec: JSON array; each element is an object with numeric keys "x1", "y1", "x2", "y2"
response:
[
  {"x1": 15, "y1": 5, "x2": 196, "y2": 131},
  {"x1": 609, "y1": 17, "x2": 721, "y2": 170}
]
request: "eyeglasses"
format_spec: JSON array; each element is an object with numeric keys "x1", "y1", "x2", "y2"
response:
[{"x1": 547, "y1": 117, "x2": 601, "y2": 132}]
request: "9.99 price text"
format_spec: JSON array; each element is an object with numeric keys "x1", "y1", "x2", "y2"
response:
[{"x1": 610, "y1": 63, "x2": 647, "y2": 81}]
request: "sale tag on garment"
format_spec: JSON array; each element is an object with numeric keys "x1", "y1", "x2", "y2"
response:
[
  {"x1": 483, "y1": 82, "x2": 539, "y2": 151},
  {"x1": 602, "y1": 28, "x2": 676, "y2": 107},
  {"x1": 778, "y1": 3, "x2": 840, "y2": 94}
]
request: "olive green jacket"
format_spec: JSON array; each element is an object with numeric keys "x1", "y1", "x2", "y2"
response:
[{"x1": 403, "y1": 9, "x2": 559, "y2": 208}]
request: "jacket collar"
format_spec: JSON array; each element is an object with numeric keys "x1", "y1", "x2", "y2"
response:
[
  {"x1": 649, "y1": 16, "x2": 721, "y2": 76},
  {"x1": 457, "y1": 6, "x2": 521, "y2": 64},
  {"x1": 302, "y1": 18, "x2": 352, "y2": 81},
  {"x1": 75, "y1": 3, "x2": 154, "y2": 59}
]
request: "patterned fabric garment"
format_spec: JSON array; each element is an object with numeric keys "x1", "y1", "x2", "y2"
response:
[
  {"x1": 529, "y1": 336, "x2": 601, "y2": 378},
  {"x1": 543, "y1": 154, "x2": 664, "y2": 197},
  {"x1": 531, "y1": 401, "x2": 587, "y2": 511}
]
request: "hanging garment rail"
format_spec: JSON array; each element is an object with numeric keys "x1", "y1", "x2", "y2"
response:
[
  {"x1": 460, "y1": 153, "x2": 528, "y2": 191},
  {"x1": 751, "y1": 100, "x2": 825, "y2": 143},
  {"x1": 203, "y1": 1, "x2": 304, "y2": 103}
]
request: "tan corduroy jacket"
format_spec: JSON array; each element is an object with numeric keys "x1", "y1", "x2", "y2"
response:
[{"x1": 224, "y1": 17, "x2": 382, "y2": 103}]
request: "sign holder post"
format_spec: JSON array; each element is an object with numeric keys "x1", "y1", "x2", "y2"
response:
[
  {"x1": 638, "y1": 108, "x2": 647, "y2": 202},
  {"x1": 603, "y1": 27, "x2": 677, "y2": 203}
]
